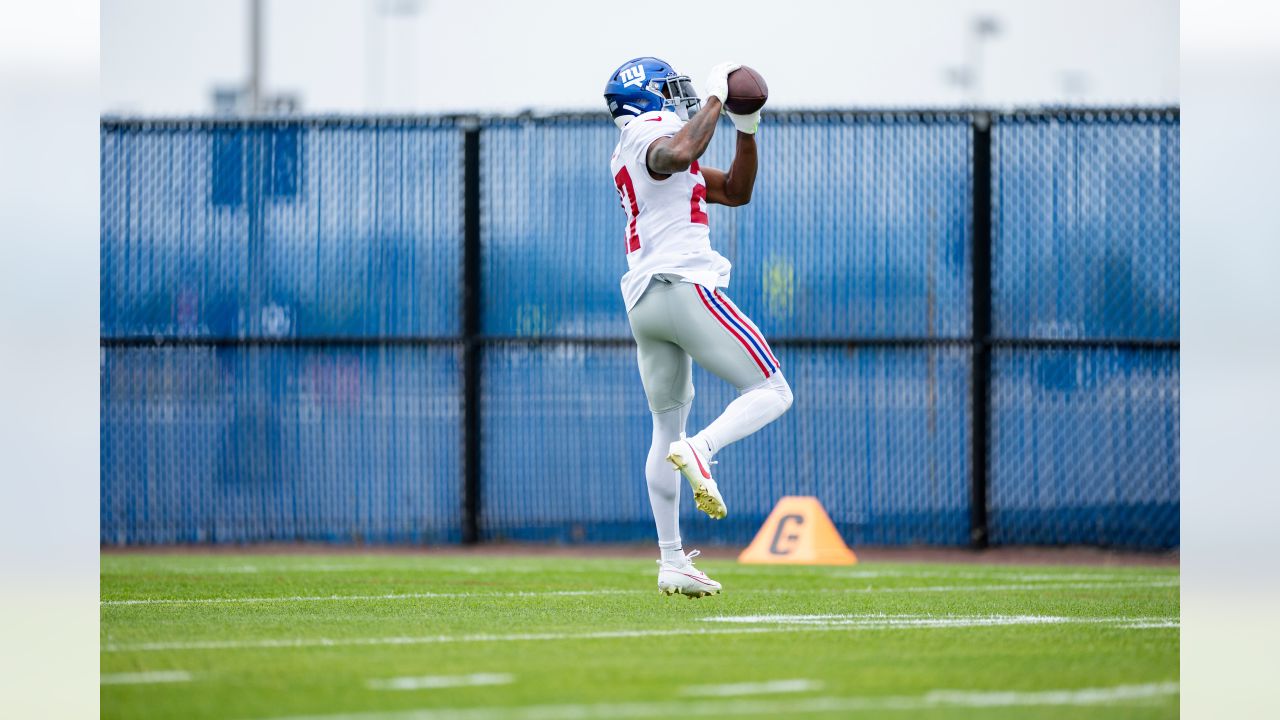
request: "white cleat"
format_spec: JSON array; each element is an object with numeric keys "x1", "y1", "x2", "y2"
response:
[
  {"x1": 657, "y1": 550, "x2": 722, "y2": 599},
  {"x1": 666, "y1": 434, "x2": 727, "y2": 519}
]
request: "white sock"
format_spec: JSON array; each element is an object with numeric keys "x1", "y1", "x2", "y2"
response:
[
  {"x1": 694, "y1": 373, "x2": 793, "y2": 458},
  {"x1": 646, "y1": 402, "x2": 691, "y2": 551},
  {"x1": 659, "y1": 541, "x2": 685, "y2": 565}
]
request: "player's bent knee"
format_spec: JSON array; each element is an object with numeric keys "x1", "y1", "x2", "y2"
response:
[
  {"x1": 739, "y1": 373, "x2": 793, "y2": 416},
  {"x1": 775, "y1": 375, "x2": 794, "y2": 413},
  {"x1": 770, "y1": 373, "x2": 794, "y2": 414}
]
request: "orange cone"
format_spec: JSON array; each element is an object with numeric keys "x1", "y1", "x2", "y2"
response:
[{"x1": 738, "y1": 496, "x2": 857, "y2": 565}]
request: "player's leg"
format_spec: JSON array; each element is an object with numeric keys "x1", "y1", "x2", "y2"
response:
[
  {"x1": 635, "y1": 339, "x2": 693, "y2": 557},
  {"x1": 646, "y1": 400, "x2": 719, "y2": 597},
  {"x1": 646, "y1": 392, "x2": 721, "y2": 598},
  {"x1": 672, "y1": 282, "x2": 793, "y2": 463},
  {"x1": 628, "y1": 284, "x2": 696, "y2": 551},
  {"x1": 695, "y1": 372, "x2": 793, "y2": 456},
  {"x1": 646, "y1": 402, "x2": 691, "y2": 555},
  {"x1": 628, "y1": 280, "x2": 722, "y2": 597}
]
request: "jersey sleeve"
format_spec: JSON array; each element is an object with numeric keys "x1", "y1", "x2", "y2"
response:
[{"x1": 620, "y1": 113, "x2": 681, "y2": 173}]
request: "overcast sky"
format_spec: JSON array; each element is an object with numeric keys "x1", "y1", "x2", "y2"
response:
[{"x1": 101, "y1": 0, "x2": 1179, "y2": 115}]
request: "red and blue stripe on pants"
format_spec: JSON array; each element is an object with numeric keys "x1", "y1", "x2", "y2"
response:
[{"x1": 694, "y1": 285, "x2": 781, "y2": 378}]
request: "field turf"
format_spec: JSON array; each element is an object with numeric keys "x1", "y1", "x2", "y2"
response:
[{"x1": 101, "y1": 553, "x2": 1179, "y2": 719}]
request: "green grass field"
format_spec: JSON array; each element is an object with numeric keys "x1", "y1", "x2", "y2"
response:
[{"x1": 101, "y1": 553, "x2": 1179, "y2": 719}]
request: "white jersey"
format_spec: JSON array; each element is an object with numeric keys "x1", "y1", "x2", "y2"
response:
[{"x1": 610, "y1": 110, "x2": 732, "y2": 311}]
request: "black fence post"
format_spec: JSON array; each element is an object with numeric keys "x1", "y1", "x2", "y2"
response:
[
  {"x1": 461, "y1": 123, "x2": 483, "y2": 545},
  {"x1": 970, "y1": 112, "x2": 993, "y2": 550}
]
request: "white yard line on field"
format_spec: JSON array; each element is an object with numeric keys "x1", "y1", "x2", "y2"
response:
[
  {"x1": 826, "y1": 580, "x2": 1179, "y2": 594},
  {"x1": 1117, "y1": 619, "x2": 1181, "y2": 629},
  {"x1": 679, "y1": 679, "x2": 824, "y2": 697},
  {"x1": 705, "y1": 613, "x2": 1036, "y2": 624},
  {"x1": 367, "y1": 674, "x2": 515, "y2": 691},
  {"x1": 103, "y1": 614, "x2": 1178, "y2": 653},
  {"x1": 823, "y1": 570, "x2": 1147, "y2": 582},
  {"x1": 100, "y1": 579, "x2": 1176, "y2": 607},
  {"x1": 109, "y1": 563, "x2": 428, "y2": 575},
  {"x1": 110, "y1": 564, "x2": 1175, "y2": 581},
  {"x1": 101, "y1": 590, "x2": 636, "y2": 606},
  {"x1": 249, "y1": 682, "x2": 1179, "y2": 719},
  {"x1": 100, "y1": 671, "x2": 192, "y2": 685},
  {"x1": 704, "y1": 613, "x2": 1178, "y2": 628},
  {"x1": 922, "y1": 682, "x2": 1180, "y2": 707},
  {"x1": 104, "y1": 627, "x2": 777, "y2": 653}
]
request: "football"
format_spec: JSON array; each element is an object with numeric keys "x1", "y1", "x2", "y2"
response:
[{"x1": 725, "y1": 66, "x2": 769, "y2": 114}]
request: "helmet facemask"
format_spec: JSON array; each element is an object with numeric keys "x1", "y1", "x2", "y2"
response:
[{"x1": 654, "y1": 75, "x2": 701, "y2": 120}]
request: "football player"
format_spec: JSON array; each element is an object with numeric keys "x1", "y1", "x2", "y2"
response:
[{"x1": 604, "y1": 57, "x2": 793, "y2": 598}]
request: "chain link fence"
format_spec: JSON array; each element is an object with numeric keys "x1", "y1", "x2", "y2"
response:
[
  {"x1": 100, "y1": 109, "x2": 1179, "y2": 549},
  {"x1": 987, "y1": 110, "x2": 1179, "y2": 547}
]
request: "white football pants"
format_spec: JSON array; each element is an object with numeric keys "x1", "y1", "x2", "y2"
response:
[{"x1": 628, "y1": 275, "x2": 793, "y2": 550}]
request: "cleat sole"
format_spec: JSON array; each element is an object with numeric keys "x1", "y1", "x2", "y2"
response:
[
  {"x1": 692, "y1": 486, "x2": 727, "y2": 520},
  {"x1": 666, "y1": 451, "x2": 728, "y2": 520},
  {"x1": 658, "y1": 584, "x2": 721, "y2": 599},
  {"x1": 658, "y1": 583, "x2": 721, "y2": 599}
]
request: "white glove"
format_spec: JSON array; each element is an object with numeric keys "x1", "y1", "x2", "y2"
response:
[
  {"x1": 728, "y1": 109, "x2": 762, "y2": 134},
  {"x1": 703, "y1": 61, "x2": 741, "y2": 105}
]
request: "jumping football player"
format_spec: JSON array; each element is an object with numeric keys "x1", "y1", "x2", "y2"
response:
[{"x1": 604, "y1": 58, "x2": 793, "y2": 597}]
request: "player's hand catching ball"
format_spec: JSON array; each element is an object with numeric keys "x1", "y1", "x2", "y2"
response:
[
  {"x1": 716, "y1": 64, "x2": 769, "y2": 134},
  {"x1": 727, "y1": 109, "x2": 761, "y2": 134},
  {"x1": 703, "y1": 61, "x2": 742, "y2": 106}
]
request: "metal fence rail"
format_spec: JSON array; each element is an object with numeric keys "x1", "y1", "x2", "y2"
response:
[{"x1": 100, "y1": 109, "x2": 1179, "y2": 549}]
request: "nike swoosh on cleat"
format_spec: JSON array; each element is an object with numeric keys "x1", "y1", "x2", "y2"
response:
[
  {"x1": 669, "y1": 570, "x2": 718, "y2": 587},
  {"x1": 688, "y1": 443, "x2": 711, "y2": 479}
]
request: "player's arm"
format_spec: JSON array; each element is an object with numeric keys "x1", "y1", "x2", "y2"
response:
[
  {"x1": 646, "y1": 96, "x2": 723, "y2": 178},
  {"x1": 702, "y1": 131, "x2": 757, "y2": 207}
]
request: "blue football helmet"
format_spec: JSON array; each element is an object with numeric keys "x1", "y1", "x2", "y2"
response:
[{"x1": 603, "y1": 57, "x2": 702, "y2": 129}]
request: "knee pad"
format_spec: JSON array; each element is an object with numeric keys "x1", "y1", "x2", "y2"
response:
[
  {"x1": 771, "y1": 373, "x2": 794, "y2": 412},
  {"x1": 741, "y1": 373, "x2": 793, "y2": 412}
]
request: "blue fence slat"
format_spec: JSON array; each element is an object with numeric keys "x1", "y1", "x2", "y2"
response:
[
  {"x1": 480, "y1": 120, "x2": 627, "y2": 338},
  {"x1": 100, "y1": 121, "x2": 462, "y2": 339},
  {"x1": 992, "y1": 112, "x2": 1179, "y2": 340},
  {"x1": 988, "y1": 347, "x2": 1179, "y2": 548},
  {"x1": 99, "y1": 345, "x2": 462, "y2": 544},
  {"x1": 480, "y1": 343, "x2": 970, "y2": 546}
]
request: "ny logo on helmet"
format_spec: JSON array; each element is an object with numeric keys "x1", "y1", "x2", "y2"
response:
[{"x1": 619, "y1": 64, "x2": 645, "y2": 88}]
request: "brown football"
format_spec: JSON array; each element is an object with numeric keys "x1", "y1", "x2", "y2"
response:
[{"x1": 725, "y1": 66, "x2": 769, "y2": 114}]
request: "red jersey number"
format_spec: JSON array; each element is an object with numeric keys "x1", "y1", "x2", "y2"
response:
[
  {"x1": 690, "y1": 183, "x2": 709, "y2": 225},
  {"x1": 614, "y1": 162, "x2": 710, "y2": 255},
  {"x1": 614, "y1": 166, "x2": 641, "y2": 253},
  {"x1": 689, "y1": 161, "x2": 708, "y2": 226}
]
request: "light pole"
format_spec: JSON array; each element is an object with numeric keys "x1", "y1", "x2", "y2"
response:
[
  {"x1": 365, "y1": 0, "x2": 424, "y2": 112},
  {"x1": 945, "y1": 15, "x2": 1002, "y2": 107},
  {"x1": 248, "y1": 0, "x2": 263, "y2": 114},
  {"x1": 967, "y1": 15, "x2": 1001, "y2": 106}
]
